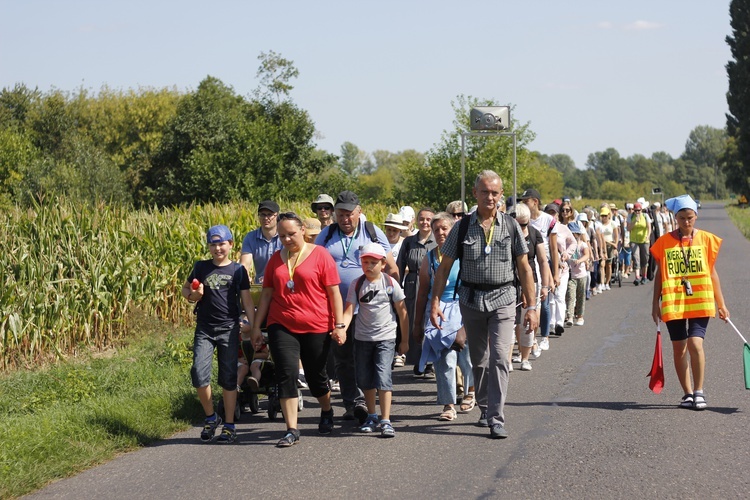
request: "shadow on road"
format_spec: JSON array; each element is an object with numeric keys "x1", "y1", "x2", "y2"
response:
[{"x1": 506, "y1": 400, "x2": 741, "y2": 414}]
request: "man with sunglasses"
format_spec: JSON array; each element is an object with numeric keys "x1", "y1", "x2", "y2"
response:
[
  {"x1": 311, "y1": 194, "x2": 335, "y2": 228},
  {"x1": 241, "y1": 200, "x2": 283, "y2": 284}
]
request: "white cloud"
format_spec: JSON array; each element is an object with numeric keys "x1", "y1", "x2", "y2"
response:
[{"x1": 624, "y1": 20, "x2": 663, "y2": 31}]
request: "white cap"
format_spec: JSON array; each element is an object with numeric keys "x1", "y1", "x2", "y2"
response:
[
  {"x1": 359, "y1": 242, "x2": 386, "y2": 260},
  {"x1": 398, "y1": 206, "x2": 415, "y2": 222}
]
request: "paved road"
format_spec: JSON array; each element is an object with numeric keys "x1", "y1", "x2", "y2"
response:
[{"x1": 27, "y1": 203, "x2": 750, "y2": 500}]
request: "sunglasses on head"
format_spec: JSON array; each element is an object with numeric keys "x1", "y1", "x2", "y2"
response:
[{"x1": 278, "y1": 212, "x2": 303, "y2": 223}]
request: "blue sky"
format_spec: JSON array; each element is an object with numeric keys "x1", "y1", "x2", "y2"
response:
[{"x1": 0, "y1": 1, "x2": 731, "y2": 168}]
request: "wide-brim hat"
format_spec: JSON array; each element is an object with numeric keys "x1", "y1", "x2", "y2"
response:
[{"x1": 384, "y1": 213, "x2": 407, "y2": 230}]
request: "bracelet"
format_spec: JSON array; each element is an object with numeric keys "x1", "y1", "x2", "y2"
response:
[
  {"x1": 335, "y1": 323, "x2": 346, "y2": 329},
  {"x1": 527, "y1": 305, "x2": 538, "y2": 311}
]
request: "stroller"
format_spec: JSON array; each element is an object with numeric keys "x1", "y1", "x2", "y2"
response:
[
  {"x1": 610, "y1": 244, "x2": 623, "y2": 288},
  {"x1": 218, "y1": 335, "x2": 304, "y2": 422}
]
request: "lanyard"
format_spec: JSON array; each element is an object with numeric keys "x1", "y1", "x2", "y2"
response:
[
  {"x1": 435, "y1": 246, "x2": 442, "y2": 264},
  {"x1": 484, "y1": 214, "x2": 496, "y2": 254},
  {"x1": 286, "y1": 243, "x2": 308, "y2": 281},
  {"x1": 679, "y1": 232, "x2": 692, "y2": 275},
  {"x1": 339, "y1": 224, "x2": 360, "y2": 258}
]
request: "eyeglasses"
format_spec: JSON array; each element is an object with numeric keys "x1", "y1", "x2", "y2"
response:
[
  {"x1": 634, "y1": 210, "x2": 641, "y2": 213},
  {"x1": 259, "y1": 212, "x2": 277, "y2": 219},
  {"x1": 316, "y1": 205, "x2": 333, "y2": 211}
]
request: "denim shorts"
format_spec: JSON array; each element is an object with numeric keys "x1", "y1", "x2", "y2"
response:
[
  {"x1": 355, "y1": 339, "x2": 396, "y2": 391},
  {"x1": 190, "y1": 323, "x2": 239, "y2": 391}
]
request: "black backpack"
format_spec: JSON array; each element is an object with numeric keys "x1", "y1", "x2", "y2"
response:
[{"x1": 322, "y1": 221, "x2": 378, "y2": 246}]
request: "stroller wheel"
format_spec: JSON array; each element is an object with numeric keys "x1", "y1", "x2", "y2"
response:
[{"x1": 249, "y1": 393, "x2": 259, "y2": 414}]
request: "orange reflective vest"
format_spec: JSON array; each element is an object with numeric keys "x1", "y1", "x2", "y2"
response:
[{"x1": 650, "y1": 229, "x2": 721, "y2": 322}]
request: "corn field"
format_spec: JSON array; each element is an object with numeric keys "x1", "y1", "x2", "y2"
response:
[{"x1": 0, "y1": 199, "x2": 395, "y2": 370}]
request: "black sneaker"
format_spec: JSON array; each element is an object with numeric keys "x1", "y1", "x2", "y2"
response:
[
  {"x1": 342, "y1": 406, "x2": 356, "y2": 420},
  {"x1": 413, "y1": 365, "x2": 425, "y2": 378},
  {"x1": 200, "y1": 415, "x2": 222, "y2": 442},
  {"x1": 276, "y1": 429, "x2": 300, "y2": 448},
  {"x1": 476, "y1": 410, "x2": 488, "y2": 427},
  {"x1": 489, "y1": 424, "x2": 508, "y2": 439},
  {"x1": 554, "y1": 324, "x2": 565, "y2": 336},
  {"x1": 353, "y1": 404, "x2": 369, "y2": 425},
  {"x1": 216, "y1": 425, "x2": 236, "y2": 444},
  {"x1": 318, "y1": 409, "x2": 334, "y2": 434}
]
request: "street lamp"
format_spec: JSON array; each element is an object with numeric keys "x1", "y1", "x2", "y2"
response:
[{"x1": 651, "y1": 187, "x2": 664, "y2": 205}]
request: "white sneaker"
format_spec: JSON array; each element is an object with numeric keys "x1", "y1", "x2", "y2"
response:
[
  {"x1": 393, "y1": 354, "x2": 405, "y2": 368},
  {"x1": 575, "y1": 318, "x2": 585, "y2": 326},
  {"x1": 531, "y1": 345, "x2": 542, "y2": 359},
  {"x1": 539, "y1": 338, "x2": 550, "y2": 351},
  {"x1": 520, "y1": 360, "x2": 532, "y2": 371},
  {"x1": 512, "y1": 353, "x2": 522, "y2": 363},
  {"x1": 605, "y1": 284, "x2": 611, "y2": 290}
]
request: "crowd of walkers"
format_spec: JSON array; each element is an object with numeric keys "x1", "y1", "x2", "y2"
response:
[{"x1": 183, "y1": 170, "x2": 727, "y2": 446}]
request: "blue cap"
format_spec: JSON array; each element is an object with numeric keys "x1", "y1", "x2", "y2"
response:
[
  {"x1": 665, "y1": 194, "x2": 698, "y2": 214},
  {"x1": 206, "y1": 225, "x2": 233, "y2": 243},
  {"x1": 567, "y1": 221, "x2": 584, "y2": 234}
]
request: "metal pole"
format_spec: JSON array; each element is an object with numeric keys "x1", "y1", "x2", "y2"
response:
[
  {"x1": 461, "y1": 133, "x2": 466, "y2": 208},
  {"x1": 513, "y1": 133, "x2": 517, "y2": 204},
  {"x1": 715, "y1": 163, "x2": 718, "y2": 199}
]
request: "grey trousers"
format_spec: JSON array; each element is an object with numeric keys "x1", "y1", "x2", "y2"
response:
[{"x1": 459, "y1": 302, "x2": 515, "y2": 426}]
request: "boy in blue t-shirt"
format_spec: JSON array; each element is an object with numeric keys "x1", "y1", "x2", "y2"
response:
[
  {"x1": 343, "y1": 243, "x2": 409, "y2": 437},
  {"x1": 183, "y1": 225, "x2": 254, "y2": 444}
]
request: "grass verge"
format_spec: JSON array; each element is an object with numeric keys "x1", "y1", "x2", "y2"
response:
[
  {"x1": 726, "y1": 204, "x2": 750, "y2": 239},
  {"x1": 0, "y1": 323, "x2": 200, "y2": 499}
]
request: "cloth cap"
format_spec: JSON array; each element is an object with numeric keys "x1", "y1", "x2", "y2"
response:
[
  {"x1": 335, "y1": 191, "x2": 360, "y2": 211},
  {"x1": 359, "y1": 242, "x2": 386, "y2": 260},
  {"x1": 303, "y1": 217, "x2": 321, "y2": 236},
  {"x1": 665, "y1": 194, "x2": 698, "y2": 214},
  {"x1": 576, "y1": 213, "x2": 589, "y2": 223},
  {"x1": 310, "y1": 194, "x2": 334, "y2": 212},
  {"x1": 207, "y1": 225, "x2": 233, "y2": 243},
  {"x1": 634, "y1": 202, "x2": 642, "y2": 210},
  {"x1": 258, "y1": 200, "x2": 280, "y2": 213},
  {"x1": 653, "y1": 201, "x2": 661, "y2": 208},
  {"x1": 544, "y1": 203, "x2": 560, "y2": 214},
  {"x1": 568, "y1": 221, "x2": 584, "y2": 234},
  {"x1": 399, "y1": 205, "x2": 416, "y2": 222},
  {"x1": 637, "y1": 197, "x2": 646, "y2": 205},
  {"x1": 609, "y1": 203, "x2": 617, "y2": 210},
  {"x1": 521, "y1": 188, "x2": 542, "y2": 201},
  {"x1": 600, "y1": 206, "x2": 611, "y2": 216},
  {"x1": 384, "y1": 213, "x2": 407, "y2": 230}
]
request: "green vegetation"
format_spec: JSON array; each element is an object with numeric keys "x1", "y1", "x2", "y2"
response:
[
  {"x1": 727, "y1": 204, "x2": 750, "y2": 239},
  {"x1": 0, "y1": 321, "x2": 199, "y2": 499},
  {"x1": 725, "y1": 0, "x2": 750, "y2": 199}
]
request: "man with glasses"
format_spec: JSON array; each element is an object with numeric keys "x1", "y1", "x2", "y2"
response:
[
  {"x1": 241, "y1": 200, "x2": 282, "y2": 284},
  {"x1": 311, "y1": 194, "x2": 335, "y2": 228},
  {"x1": 315, "y1": 191, "x2": 399, "y2": 422}
]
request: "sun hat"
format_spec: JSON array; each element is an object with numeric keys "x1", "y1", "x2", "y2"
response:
[
  {"x1": 384, "y1": 213, "x2": 407, "y2": 230},
  {"x1": 207, "y1": 225, "x2": 233, "y2": 243},
  {"x1": 310, "y1": 194, "x2": 335, "y2": 212},
  {"x1": 303, "y1": 217, "x2": 321, "y2": 236},
  {"x1": 576, "y1": 213, "x2": 589, "y2": 223},
  {"x1": 568, "y1": 221, "x2": 584, "y2": 234},
  {"x1": 359, "y1": 242, "x2": 386, "y2": 260}
]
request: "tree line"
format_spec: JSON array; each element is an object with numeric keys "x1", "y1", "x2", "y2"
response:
[{"x1": 0, "y1": 51, "x2": 741, "y2": 212}]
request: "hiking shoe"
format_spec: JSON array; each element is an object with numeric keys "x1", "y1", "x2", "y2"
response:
[
  {"x1": 216, "y1": 425, "x2": 236, "y2": 444},
  {"x1": 318, "y1": 410, "x2": 334, "y2": 434},
  {"x1": 477, "y1": 411, "x2": 489, "y2": 427},
  {"x1": 679, "y1": 394, "x2": 694, "y2": 409},
  {"x1": 276, "y1": 429, "x2": 300, "y2": 448},
  {"x1": 520, "y1": 360, "x2": 532, "y2": 371},
  {"x1": 360, "y1": 417, "x2": 379, "y2": 433},
  {"x1": 353, "y1": 404, "x2": 369, "y2": 424},
  {"x1": 489, "y1": 424, "x2": 508, "y2": 439},
  {"x1": 539, "y1": 338, "x2": 550, "y2": 351},
  {"x1": 693, "y1": 393, "x2": 707, "y2": 410},
  {"x1": 200, "y1": 415, "x2": 222, "y2": 443},
  {"x1": 380, "y1": 421, "x2": 395, "y2": 438}
]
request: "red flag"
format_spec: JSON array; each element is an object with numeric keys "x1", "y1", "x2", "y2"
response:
[{"x1": 647, "y1": 328, "x2": 665, "y2": 393}]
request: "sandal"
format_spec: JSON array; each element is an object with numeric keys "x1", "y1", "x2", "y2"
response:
[
  {"x1": 459, "y1": 393, "x2": 476, "y2": 413},
  {"x1": 692, "y1": 393, "x2": 707, "y2": 411},
  {"x1": 438, "y1": 405, "x2": 457, "y2": 421}
]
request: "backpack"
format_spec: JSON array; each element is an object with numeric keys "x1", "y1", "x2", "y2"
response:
[{"x1": 322, "y1": 221, "x2": 378, "y2": 246}]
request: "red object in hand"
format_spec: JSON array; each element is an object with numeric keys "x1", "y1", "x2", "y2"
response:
[
  {"x1": 191, "y1": 279, "x2": 200, "y2": 290},
  {"x1": 647, "y1": 329, "x2": 665, "y2": 394}
]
